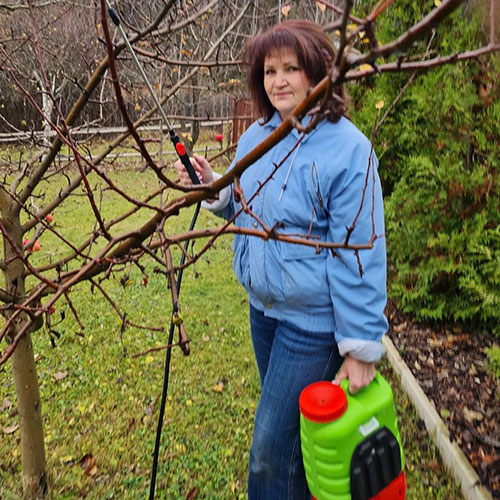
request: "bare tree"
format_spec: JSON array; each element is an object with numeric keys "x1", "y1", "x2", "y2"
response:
[{"x1": 0, "y1": 0, "x2": 498, "y2": 498}]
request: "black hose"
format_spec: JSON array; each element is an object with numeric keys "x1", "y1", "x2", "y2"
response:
[{"x1": 149, "y1": 202, "x2": 201, "y2": 499}]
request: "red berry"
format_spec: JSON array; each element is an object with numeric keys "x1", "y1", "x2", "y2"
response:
[
  {"x1": 215, "y1": 133, "x2": 223, "y2": 143},
  {"x1": 32, "y1": 240, "x2": 41, "y2": 252},
  {"x1": 45, "y1": 214, "x2": 54, "y2": 223}
]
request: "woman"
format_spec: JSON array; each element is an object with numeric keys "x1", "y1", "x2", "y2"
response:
[{"x1": 175, "y1": 20, "x2": 387, "y2": 500}]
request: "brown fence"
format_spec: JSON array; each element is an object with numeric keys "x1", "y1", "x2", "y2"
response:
[{"x1": 232, "y1": 99, "x2": 255, "y2": 144}]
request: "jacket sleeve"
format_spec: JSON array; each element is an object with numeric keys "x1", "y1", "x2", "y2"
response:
[
  {"x1": 201, "y1": 126, "x2": 255, "y2": 220},
  {"x1": 325, "y1": 140, "x2": 388, "y2": 363},
  {"x1": 201, "y1": 172, "x2": 232, "y2": 214}
]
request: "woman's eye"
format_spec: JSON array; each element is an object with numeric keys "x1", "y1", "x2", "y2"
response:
[
  {"x1": 265, "y1": 69, "x2": 275, "y2": 75},
  {"x1": 287, "y1": 66, "x2": 299, "y2": 72}
]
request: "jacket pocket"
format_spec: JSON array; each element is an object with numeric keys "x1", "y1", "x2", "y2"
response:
[{"x1": 280, "y1": 242, "x2": 330, "y2": 306}]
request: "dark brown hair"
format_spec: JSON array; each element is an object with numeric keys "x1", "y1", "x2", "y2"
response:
[{"x1": 242, "y1": 19, "x2": 346, "y2": 123}]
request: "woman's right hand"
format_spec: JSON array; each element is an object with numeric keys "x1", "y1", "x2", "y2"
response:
[{"x1": 174, "y1": 153, "x2": 214, "y2": 186}]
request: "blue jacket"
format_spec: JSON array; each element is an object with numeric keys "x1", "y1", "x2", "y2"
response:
[{"x1": 209, "y1": 112, "x2": 387, "y2": 362}]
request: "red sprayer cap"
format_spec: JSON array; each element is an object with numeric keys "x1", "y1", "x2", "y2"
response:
[{"x1": 299, "y1": 382, "x2": 348, "y2": 423}]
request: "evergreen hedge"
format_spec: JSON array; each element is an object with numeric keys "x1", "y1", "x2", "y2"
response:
[{"x1": 347, "y1": 1, "x2": 500, "y2": 334}]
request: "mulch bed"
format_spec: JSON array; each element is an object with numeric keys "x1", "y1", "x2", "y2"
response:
[{"x1": 386, "y1": 302, "x2": 500, "y2": 499}]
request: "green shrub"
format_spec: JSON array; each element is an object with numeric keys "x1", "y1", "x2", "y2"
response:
[
  {"x1": 485, "y1": 346, "x2": 500, "y2": 380},
  {"x1": 348, "y1": 2, "x2": 500, "y2": 334}
]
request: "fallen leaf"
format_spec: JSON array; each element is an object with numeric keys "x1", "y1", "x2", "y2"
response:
[
  {"x1": 53, "y1": 371, "x2": 68, "y2": 381},
  {"x1": 0, "y1": 398, "x2": 13, "y2": 413},
  {"x1": 213, "y1": 382, "x2": 224, "y2": 393},
  {"x1": 186, "y1": 487, "x2": 198, "y2": 499},
  {"x1": 79, "y1": 453, "x2": 97, "y2": 476},
  {"x1": 394, "y1": 321, "x2": 407, "y2": 333},
  {"x1": 440, "y1": 408, "x2": 450, "y2": 419},
  {"x1": 428, "y1": 460, "x2": 441, "y2": 473},
  {"x1": 427, "y1": 337, "x2": 443, "y2": 348},
  {"x1": 463, "y1": 407, "x2": 484, "y2": 423},
  {"x1": 202, "y1": 334, "x2": 210, "y2": 342},
  {"x1": 2, "y1": 423, "x2": 19, "y2": 434},
  {"x1": 281, "y1": 5, "x2": 291, "y2": 17}
]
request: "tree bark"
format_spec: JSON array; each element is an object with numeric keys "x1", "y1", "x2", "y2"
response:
[
  {"x1": 3, "y1": 214, "x2": 47, "y2": 499},
  {"x1": 11, "y1": 334, "x2": 47, "y2": 499}
]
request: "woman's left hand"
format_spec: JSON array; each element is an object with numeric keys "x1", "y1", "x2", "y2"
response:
[{"x1": 333, "y1": 355, "x2": 375, "y2": 394}]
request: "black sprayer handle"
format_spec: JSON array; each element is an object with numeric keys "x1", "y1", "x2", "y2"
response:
[
  {"x1": 169, "y1": 129, "x2": 200, "y2": 184},
  {"x1": 169, "y1": 130, "x2": 200, "y2": 185}
]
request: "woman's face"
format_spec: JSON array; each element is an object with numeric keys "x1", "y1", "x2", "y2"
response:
[{"x1": 263, "y1": 48, "x2": 311, "y2": 119}]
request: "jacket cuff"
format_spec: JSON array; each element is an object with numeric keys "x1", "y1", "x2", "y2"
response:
[
  {"x1": 201, "y1": 172, "x2": 231, "y2": 212},
  {"x1": 337, "y1": 338, "x2": 385, "y2": 363}
]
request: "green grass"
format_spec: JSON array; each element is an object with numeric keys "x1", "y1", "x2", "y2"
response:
[{"x1": 0, "y1": 166, "x2": 462, "y2": 499}]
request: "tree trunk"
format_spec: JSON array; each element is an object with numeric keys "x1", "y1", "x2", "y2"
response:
[
  {"x1": 11, "y1": 334, "x2": 48, "y2": 499},
  {"x1": 2, "y1": 212, "x2": 47, "y2": 499}
]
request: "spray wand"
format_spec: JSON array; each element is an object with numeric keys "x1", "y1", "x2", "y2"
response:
[
  {"x1": 106, "y1": 4, "x2": 201, "y2": 498},
  {"x1": 107, "y1": 4, "x2": 200, "y2": 186}
]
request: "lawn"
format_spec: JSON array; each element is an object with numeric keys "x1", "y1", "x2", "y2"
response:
[{"x1": 0, "y1": 165, "x2": 462, "y2": 499}]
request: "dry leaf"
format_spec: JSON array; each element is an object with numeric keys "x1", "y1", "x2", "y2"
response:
[
  {"x1": 53, "y1": 371, "x2": 68, "y2": 381},
  {"x1": 186, "y1": 487, "x2": 199, "y2": 499},
  {"x1": 463, "y1": 407, "x2": 484, "y2": 423},
  {"x1": 2, "y1": 423, "x2": 19, "y2": 435},
  {"x1": 0, "y1": 398, "x2": 13, "y2": 413},
  {"x1": 427, "y1": 337, "x2": 443, "y2": 348},
  {"x1": 79, "y1": 453, "x2": 97, "y2": 476},
  {"x1": 359, "y1": 64, "x2": 372, "y2": 72},
  {"x1": 316, "y1": 1, "x2": 326, "y2": 12},
  {"x1": 393, "y1": 321, "x2": 407, "y2": 333},
  {"x1": 427, "y1": 460, "x2": 441, "y2": 473},
  {"x1": 281, "y1": 5, "x2": 291, "y2": 17},
  {"x1": 202, "y1": 334, "x2": 210, "y2": 342},
  {"x1": 213, "y1": 382, "x2": 224, "y2": 393}
]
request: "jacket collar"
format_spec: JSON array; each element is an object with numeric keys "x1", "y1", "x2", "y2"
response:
[{"x1": 260, "y1": 110, "x2": 321, "y2": 143}]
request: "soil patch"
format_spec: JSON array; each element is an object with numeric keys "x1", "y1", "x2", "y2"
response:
[{"x1": 386, "y1": 301, "x2": 500, "y2": 499}]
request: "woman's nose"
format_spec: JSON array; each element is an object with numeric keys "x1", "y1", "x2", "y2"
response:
[{"x1": 275, "y1": 71, "x2": 288, "y2": 87}]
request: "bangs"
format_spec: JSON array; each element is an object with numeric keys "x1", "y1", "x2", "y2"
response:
[{"x1": 248, "y1": 30, "x2": 305, "y2": 70}]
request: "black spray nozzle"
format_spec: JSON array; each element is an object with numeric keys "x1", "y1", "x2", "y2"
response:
[{"x1": 108, "y1": 7, "x2": 120, "y2": 26}]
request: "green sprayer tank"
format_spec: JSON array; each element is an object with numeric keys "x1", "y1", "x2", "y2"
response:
[{"x1": 299, "y1": 372, "x2": 406, "y2": 500}]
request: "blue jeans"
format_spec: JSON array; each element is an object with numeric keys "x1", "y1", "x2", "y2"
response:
[{"x1": 248, "y1": 305, "x2": 344, "y2": 500}]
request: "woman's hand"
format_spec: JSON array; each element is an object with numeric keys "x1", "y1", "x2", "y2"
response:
[
  {"x1": 174, "y1": 153, "x2": 214, "y2": 186},
  {"x1": 333, "y1": 355, "x2": 375, "y2": 394}
]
